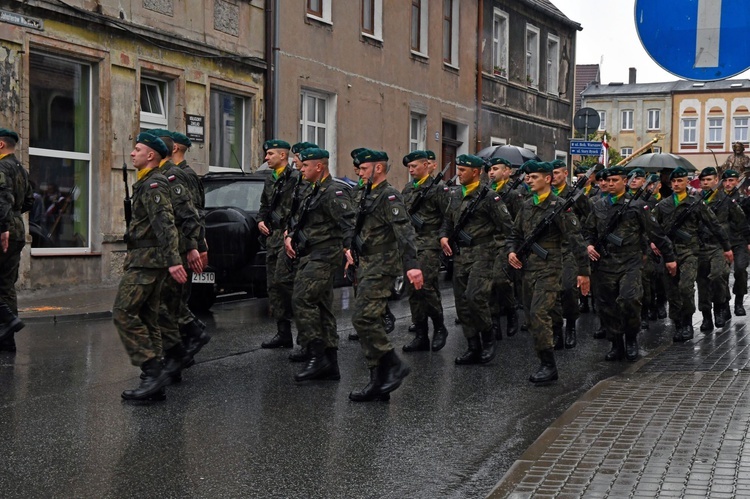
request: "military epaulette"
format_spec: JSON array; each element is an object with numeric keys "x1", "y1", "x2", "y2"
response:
[
  {"x1": 168, "y1": 175, "x2": 176, "y2": 182},
  {"x1": 150, "y1": 182, "x2": 159, "y2": 189},
  {"x1": 388, "y1": 195, "x2": 397, "y2": 201}
]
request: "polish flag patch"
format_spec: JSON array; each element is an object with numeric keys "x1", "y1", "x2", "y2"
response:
[
  {"x1": 150, "y1": 183, "x2": 159, "y2": 189},
  {"x1": 388, "y1": 195, "x2": 397, "y2": 201}
]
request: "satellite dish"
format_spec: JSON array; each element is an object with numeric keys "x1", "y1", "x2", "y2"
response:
[{"x1": 574, "y1": 107, "x2": 601, "y2": 137}]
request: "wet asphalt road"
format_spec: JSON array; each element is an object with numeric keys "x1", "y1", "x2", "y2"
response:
[{"x1": 0, "y1": 282, "x2": 675, "y2": 498}]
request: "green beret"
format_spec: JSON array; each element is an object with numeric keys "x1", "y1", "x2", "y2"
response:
[
  {"x1": 487, "y1": 157, "x2": 511, "y2": 167},
  {"x1": 403, "y1": 150, "x2": 429, "y2": 166},
  {"x1": 424, "y1": 150, "x2": 436, "y2": 160},
  {"x1": 647, "y1": 174, "x2": 660, "y2": 183},
  {"x1": 0, "y1": 128, "x2": 19, "y2": 143},
  {"x1": 136, "y1": 132, "x2": 169, "y2": 159},
  {"x1": 605, "y1": 166, "x2": 628, "y2": 178},
  {"x1": 148, "y1": 128, "x2": 172, "y2": 139},
  {"x1": 574, "y1": 165, "x2": 589, "y2": 175},
  {"x1": 263, "y1": 139, "x2": 291, "y2": 152},
  {"x1": 523, "y1": 161, "x2": 553, "y2": 174},
  {"x1": 723, "y1": 169, "x2": 740, "y2": 179},
  {"x1": 670, "y1": 166, "x2": 689, "y2": 180},
  {"x1": 698, "y1": 167, "x2": 718, "y2": 179},
  {"x1": 298, "y1": 148, "x2": 329, "y2": 161},
  {"x1": 456, "y1": 154, "x2": 485, "y2": 168},
  {"x1": 551, "y1": 159, "x2": 567, "y2": 170},
  {"x1": 595, "y1": 169, "x2": 607, "y2": 181},
  {"x1": 292, "y1": 142, "x2": 318, "y2": 154},
  {"x1": 171, "y1": 132, "x2": 192, "y2": 148},
  {"x1": 628, "y1": 168, "x2": 646, "y2": 178},
  {"x1": 355, "y1": 149, "x2": 389, "y2": 165}
]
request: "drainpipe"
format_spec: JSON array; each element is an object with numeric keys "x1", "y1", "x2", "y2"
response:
[
  {"x1": 264, "y1": 0, "x2": 280, "y2": 140},
  {"x1": 273, "y1": 0, "x2": 280, "y2": 138},
  {"x1": 475, "y1": 0, "x2": 483, "y2": 152}
]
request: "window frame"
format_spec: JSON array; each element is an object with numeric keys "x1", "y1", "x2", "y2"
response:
[
  {"x1": 523, "y1": 143, "x2": 537, "y2": 154},
  {"x1": 409, "y1": 112, "x2": 427, "y2": 152},
  {"x1": 546, "y1": 34, "x2": 560, "y2": 95},
  {"x1": 410, "y1": 0, "x2": 429, "y2": 56},
  {"x1": 306, "y1": 0, "x2": 332, "y2": 24},
  {"x1": 442, "y1": 0, "x2": 459, "y2": 68},
  {"x1": 139, "y1": 78, "x2": 169, "y2": 130},
  {"x1": 361, "y1": 0, "x2": 383, "y2": 41},
  {"x1": 490, "y1": 137, "x2": 507, "y2": 146},
  {"x1": 492, "y1": 8, "x2": 509, "y2": 78},
  {"x1": 682, "y1": 118, "x2": 697, "y2": 144},
  {"x1": 300, "y1": 88, "x2": 337, "y2": 174},
  {"x1": 598, "y1": 111, "x2": 607, "y2": 131},
  {"x1": 620, "y1": 147, "x2": 633, "y2": 157},
  {"x1": 647, "y1": 109, "x2": 661, "y2": 131},
  {"x1": 525, "y1": 24, "x2": 540, "y2": 88},
  {"x1": 621, "y1": 109, "x2": 634, "y2": 131},
  {"x1": 708, "y1": 117, "x2": 724, "y2": 144},
  {"x1": 209, "y1": 88, "x2": 251, "y2": 171},
  {"x1": 734, "y1": 117, "x2": 749, "y2": 143}
]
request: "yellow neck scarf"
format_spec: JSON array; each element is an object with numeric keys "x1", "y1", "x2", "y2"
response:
[
  {"x1": 462, "y1": 180, "x2": 480, "y2": 197},
  {"x1": 533, "y1": 190, "x2": 551, "y2": 205},
  {"x1": 137, "y1": 167, "x2": 156, "y2": 181}
]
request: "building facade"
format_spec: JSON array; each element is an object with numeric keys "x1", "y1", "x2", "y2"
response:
[{"x1": 0, "y1": 0, "x2": 266, "y2": 289}]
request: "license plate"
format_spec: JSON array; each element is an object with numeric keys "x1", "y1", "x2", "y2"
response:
[{"x1": 192, "y1": 272, "x2": 215, "y2": 284}]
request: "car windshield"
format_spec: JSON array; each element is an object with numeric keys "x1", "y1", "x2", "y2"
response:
[{"x1": 204, "y1": 179, "x2": 264, "y2": 212}]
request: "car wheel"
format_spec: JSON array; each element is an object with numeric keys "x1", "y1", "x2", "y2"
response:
[
  {"x1": 188, "y1": 284, "x2": 217, "y2": 312},
  {"x1": 389, "y1": 274, "x2": 406, "y2": 300}
]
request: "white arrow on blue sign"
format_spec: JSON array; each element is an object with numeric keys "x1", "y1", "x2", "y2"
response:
[
  {"x1": 570, "y1": 140, "x2": 603, "y2": 156},
  {"x1": 635, "y1": 0, "x2": 750, "y2": 81}
]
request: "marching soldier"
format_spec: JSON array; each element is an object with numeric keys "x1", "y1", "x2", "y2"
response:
[
  {"x1": 720, "y1": 170, "x2": 750, "y2": 316},
  {"x1": 439, "y1": 154, "x2": 513, "y2": 365}
]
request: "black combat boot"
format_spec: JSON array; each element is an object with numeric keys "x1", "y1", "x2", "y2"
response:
[
  {"x1": 521, "y1": 321, "x2": 528, "y2": 332},
  {"x1": 640, "y1": 308, "x2": 650, "y2": 330},
  {"x1": 294, "y1": 340, "x2": 335, "y2": 382},
  {"x1": 348, "y1": 332, "x2": 360, "y2": 341},
  {"x1": 402, "y1": 321, "x2": 430, "y2": 352},
  {"x1": 378, "y1": 349, "x2": 411, "y2": 394},
  {"x1": 122, "y1": 358, "x2": 169, "y2": 401},
  {"x1": 455, "y1": 335, "x2": 482, "y2": 365},
  {"x1": 722, "y1": 301, "x2": 732, "y2": 322},
  {"x1": 491, "y1": 314, "x2": 503, "y2": 341},
  {"x1": 700, "y1": 310, "x2": 714, "y2": 332},
  {"x1": 553, "y1": 324, "x2": 564, "y2": 350},
  {"x1": 0, "y1": 303, "x2": 24, "y2": 342},
  {"x1": 714, "y1": 304, "x2": 727, "y2": 328},
  {"x1": 261, "y1": 320, "x2": 293, "y2": 349},
  {"x1": 625, "y1": 331, "x2": 639, "y2": 362},
  {"x1": 349, "y1": 367, "x2": 390, "y2": 402},
  {"x1": 529, "y1": 349, "x2": 558, "y2": 383},
  {"x1": 0, "y1": 334, "x2": 16, "y2": 353},
  {"x1": 647, "y1": 305, "x2": 658, "y2": 321},
  {"x1": 735, "y1": 295, "x2": 746, "y2": 316},
  {"x1": 681, "y1": 315, "x2": 695, "y2": 341},
  {"x1": 593, "y1": 324, "x2": 606, "y2": 339},
  {"x1": 564, "y1": 320, "x2": 577, "y2": 349},
  {"x1": 323, "y1": 348, "x2": 341, "y2": 380},
  {"x1": 383, "y1": 306, "x2": 396, "y2": 334},
  {"x1": 579, "y1": 295, "x2": 590, "y2": 313},
  {"x1": 408, "y1": 323, "x2": 417, "y2": 332},
  {"x1": 672, "y1": 318, "x2": 685, "y2": 342},
  {"x1": 656, "y1": 301, "x2": 667, "y2": 319},
  {"x1": 162, "y1": 343, "x2": 193, "y2": 383},
  {"x1": 480, "y1": 330, "x2": 497, "y2": 364},
  {"x1": 604, "y1": 336, "x2": 625, "y2": 361},
  {"x1": 180, "y1": 320, "x2": 211, "y2": 357},
  {"x1": 431, "y1": 316, "x2": 449, "y2": 352},
  {"x1": 288, "y1": 344, "x2": 310, "y2": 362},
  {"x1": 506, "y1": 308, "x2": 519, "y2": 337}
]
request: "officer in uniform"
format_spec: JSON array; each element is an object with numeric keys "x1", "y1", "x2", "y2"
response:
[
  {"x1": 401, "y1": 150, "x2": 451, "y2": 352},
  {"x1": 508, "y1": 161, "x2": 590, "y2": 383},
  {"x1": 0, "y1": 129, "x2": 33, "y2": 352},
  {"x1": 285, "y1": 148, "x2": 355, "y2": 382},
  {"x1": 641, "y1": 175, "x2": 669, "y2": 321},
  {"x1": 113, "y1": 132, "x2": 187, "y2": 401},
  {"x1": 439, "y1": 154, "x2": 513, "y2": 365},
  {"x1": 590, "y1": 168, "x2": 610, "y2": 339},
  {"x1": 721, "y1": 170, "x2": 750, "y2": 315},
  {"x1": 652, "y1": 167, "x2": 731, "y2": 342},
  {"x1": 258, "y1": 140, "x2": 301, "y2": 350},
  {"x1": 584, "y1": 166, "x2": 676, "y2": 361},
  {"x1": 346, "y1": 149, "x2": 423, "y2": 401}
]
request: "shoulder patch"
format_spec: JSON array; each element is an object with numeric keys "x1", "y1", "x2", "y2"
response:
[
  {"x1": 150, "y1": 182, "x2": 159, "y2": 189},
  {"x1": 388, "y1": 195, "x2": 397, "y2": 201},
  {"x1": 493, "y1": 196, "x2": 501, "y2": 202},
  {"x1": 168, "y1": 175, "x2": 176, "y2": 182},
  {"x1": 174, "y1": 185, "x2": 182, "y2": 195},
  {"x1": 335, "y1": 190, "x2": 344, "y2": 196}
]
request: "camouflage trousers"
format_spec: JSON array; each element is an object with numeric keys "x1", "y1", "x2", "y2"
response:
[
  {"x1": 158, "y1": 256, "x2": 189, "y2": 352},
  {"x1": 113, "y1": 267, "x2": 167, "y2": 366},
  {"x1": 521, "y1": 265, "x2": 561, "y2": 352},
  {"x1": 352, "y1": 274, "x2": 395, "y2": 367},
  {"x1": 177, "y1": 271, "x2": 195, "y2": 327},
  {"x1": 595, "y1": 266, "x2": 643, "y2": 340},
  {"x1": 642, "y1": 255, "x2": 655, "y2": 310},
  {"x1": 292, "y1": 254, "x2": 338, "y2": 349},
  {"x1": 697, "y1": 246, "x2": 730, "y2": 312},
  {"x1": 408, "y1": 248, "x2": 443, "y2": 325},
  {"x1": 267, "y1": 241, "x2": 294, "y2": 323},
  {"x1": 0, "y1": 239, "x2": 24, "y2": 314},
  {"x1": 490, "y1": 251, "x2": 515, "y2": 318},
  {"x1": 551, "y1": 251, "x2": 581, "y2": 327},
  {"x1": 732, "y1": 244, "x2": 749, "y2": 297},
  {"x1": 452, "y1": 246, "x2": 495, "y2": 338},
  {"x1": 666, "y1": 249, "x2": 698, "y2": 321}
]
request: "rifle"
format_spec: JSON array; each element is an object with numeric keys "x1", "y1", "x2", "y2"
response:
[
  {"x1": 514, "y1": 166, "x2": 597, "y2": 261},
  {"x1": 663, "y1": 189, "x2": 712, "y2": 243},
  {"x1": 122, "y1": 148, "x2": 132, "y2": 242},
  {"x1": 445, "y1": 184, "x2": 491, "y2": 257},
  {"x1": 349, "y1": 170, "x2": 376, "y2": 273},
  {"x1": 285, "y1": 182, "x2": 321, "y2": 271},
  {"x1": 708, "y1": 176, "x2": 749, "y2": 215},
  {"x1": 501, "y1": 172, "x2": 526, "y2": 203},
  {"x1": 259, "y1": 168, "x2": 290, "y2": 246},
  {"x1": 408, "y1": 163, "x2": 451, "y2": 230}
]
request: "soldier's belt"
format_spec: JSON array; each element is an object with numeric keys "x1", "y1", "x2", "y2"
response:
[
  {"x1": 456, "y1": 235, "x2": 495, "y2": 247},
  {"x1": 418, "y1": 223, "x2": 442, "y2": 233},
  {"x1": 127, "y1": 239, "x2": 159, "y2": 249},
  {"x1": 538, "y1": 240, "x2": 562, "y2": 250},
  {"x1": 297, "y1": 241, "x2": 339, "y2": 257},
  {"x1": 360, "y1": 242, "x2": 399, "y2": 255}
]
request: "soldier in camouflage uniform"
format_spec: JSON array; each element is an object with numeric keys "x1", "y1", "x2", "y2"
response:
[
  {"x1": 113, "y1": 132, "x2": 187, "y2": 401},
  {"x1": 284, "y1": 148, "x2": 355, "y2": 383},
  {"x1": 652, "y1": 167, "x2": 732, "y2": 342},
  {"x1": 439, "y1": 154, "x2": 513, "y2": 365},
  {"x1": 720, "y1": 170, "x2": 750, "y2": 316},
  {"x1": 0, "y1": 129, "x2": 33, "y2": 352},
  {"x1": 583, "y1": 166, "x2": 676, "y2": 362},
  {"x1": 400, "y1": 150, "x2": 451, "y2": 352},
  {"x1": 346, "y1": 149, "x2": 423, "y2": 402},
  {"x1": 508, "y1": 161, "x2": 590, "y2": 383}
]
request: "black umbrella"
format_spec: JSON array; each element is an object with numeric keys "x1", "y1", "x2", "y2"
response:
[
  {"x1": 476, "y1": 145, "x2": 541, "y2": 167},
  {"x1": 626, "y1": 153, "x2": 697, "y2": 172}
]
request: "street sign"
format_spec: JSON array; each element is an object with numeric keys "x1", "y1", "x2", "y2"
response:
[
  {"x1": 570, "y1": 140, "x2": 603, "y2": 157},
  {"x1": 635, "y1": 0, "x2": 750, "y2": 81}
]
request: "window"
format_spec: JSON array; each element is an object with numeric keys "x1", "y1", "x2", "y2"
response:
[
  {"x1": 307, "y1": 0, "x2": 331, "y2": 23},
  {"x1": 647, "y1": 109, "x2": 661, "y2": 130},
  {"x1": 442, "y1": 0, "x2": 459, "y2": 67},
  {"x1": 523, "y1": 143, "x2": 537, "y2": 154},
  {"x1": 300, "y1": 89, "x2": 335, "y2": 171},
  {"x1": 708, "y1": 118, "x2": 724, "y2": 143},
  {"x1": 361, "y1": 0, "x2": 382, "y2": 40},
  {"x1": 735, "y1": 117, "x2": 749, "y2": 142},
  {"x1": 682, "y1": 118, "x2": 697, "y2": 143},
  {"x1": 621, "y1": 110, "x2": 634, "y2": 131},
  {"x1": 140, "y1": 79, "x2": 168, "y2": 130},
  {"x1": 490, "y1": 137, "x2": 507, "y2": 146},
  {"x1": 598, "y1": 111, "x2": 607, "y2": 131},
  {"x1": 555, "y1": 151, "x2": 567, "y2": 163},
  {"x1": 547, "y1": 35, "x2": 560, "y2": 95},
  {"x1": 409, "y1": 112, "x2": 427, "y2": 152},
  {"x1": 210, "y1": 90, "x2": 248, "y2": 170},
  {"x1": 620, "y1": 147, "x2": 633, "y2": 157},
  {"x1": 492, "y1": 9, "x2": 508, "y2": 77},
  {"x1": 653, "y1": 146, "x2": 662, "y2": 153},
  {"x1": 29, "y1": 52, "x2": 92, "y2": 252},
  {"x1": 525, "y1": 24, "x2": 540, "y2": 88}
]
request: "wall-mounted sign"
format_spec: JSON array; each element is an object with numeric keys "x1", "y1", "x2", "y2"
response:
[
  {"x1": 0, "y1": 10, "x2": 44, "y2": 30},
  {"x1": 186, "y1": 114, "x2": 205, "y2": 143}
]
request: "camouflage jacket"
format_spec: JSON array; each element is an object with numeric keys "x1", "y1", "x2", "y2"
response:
[
  {"x1": 258, "y1": 166, "x2": 301, "y2": 249},
  {"x1": 0, "y1": 153, "x2": 33, "y2": 241},
  {"x1": 125, "y1": 167, "x2": 181, "y2": 269},
  {"x1": 401, "y1": 176, "x2": 451, "y2": 250},
  {"x1": 0, "y1": 170, "x2": 13, "y2": 233},
  {"x1": 175, "y1": 160, "x2": 207, "y2": 252},
  {"x1": 703, "y1": 190, "x2": 750, "y2": 247},
  {"x1": 493, "y1": 180, "x2": 524, "y2": 220},
  {"x1": 553, "y1": 182, "x2": 591, "y2": 223},
  {"x1": 159, "y1": 160, "x2": 201, "y2": 254},
  {"x1": 653, "y1": 193, "x2": 730, "y2": 254}
]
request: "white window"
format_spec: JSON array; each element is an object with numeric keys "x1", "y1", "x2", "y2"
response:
[
  {"x1": 523, "y1": 143, "x2": 537, "y2": 154},
  {"x1": 547, "y1": 35, "x2": 560, "y2": 95},
  {"x1": 647, "y1": 109, "x2": 661, "y2": 130},
  {"x1": 682, "y1": 118, "x2": 697, "y2": 143},
  {"x1": 734, "y1": 117, "x2": 749, "y2": 142},
  {"x1": 490, "y1": 137, "x2": 507, "y2": 146},
  {"x1": 525, "y1": 24, "x2": 540, "y2": 88},
  {"x1": 210, "y1": 90, "x2": 250, "y2": 170},
  {"x1": 598, "y1": 111, "x2": 607, "y2": 131},
  {"x1": 708, "y1": 118, "x2": 724, "y2": 143},
  {"x1": 555, "y1": 150, "x2": 567, "y2": 163},
  {"x1": 140, "y1": 78, "x2": 168, "y2": 130},
  {"x1": 620, "y1": 147, "x2": 633, "y2": 157},
  {"x1": 621, "y1": 110, "x2": 634, "y2": 131},
  {"x1": 492, "y1": 8, "x2": 508, "y2": 77},
  {"x1": 653, "y1": 146, "x2": 662, "y2": 153},
  {"x1": 411, "y1": 0, "x2": 428, "y2": 56},
  {"x1": 300, "y1": 89, "x2": 336, "y2": 171},
  {"x1": 29, "y1": 52, "x2": 92, "y2": 253},
  {"x1": 361, "y1": 0, "x2": 383, "y2": 40},
  {"x1": 409, "y1": 112, "x2": 427, "y2": 152},
  {"x1": 442, "y1": 0, "x2": 459, "y2": 67},
  {"x1": 307, "y1": 0, "x2": 331, "y2": 24}
]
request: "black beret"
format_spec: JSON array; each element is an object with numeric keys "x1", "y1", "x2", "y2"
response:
[
  {"x1": 0, "y1": 128, "x2": 19, "y2": 142},
  {"x1": 292, "y1": 142, "x2": 318, "y2": 154},
  {"x1": 595, "y1": 169, "x2": 607, "y2": 181},
  {"x1": 355, "y1": 149, "x2": 389, "y2": 165},
  {"x1": 171, "y1": 132, "x2": 192, "y2": 148},
  {"x1": 263, "y1": 139, "x2": 291, "y2": 152},
  {"x1": 403, "y1": 150, "x2": 428, "y2": 166},
  {"x1": 136, "y1": 132, "x2": 169, "y2": 159},
  {"x1": 424, "y1": 150, "x2": 436, "y2": 160},
  {"x1": 698, "y1": 167, "x2": 718, "y2": 178},
  {"x1": 456, "y1": 154, "x2": 484, "y2": 168},
  {"x1": 574, "y1": 165, "x2": 589, "y2": 175},
  {"x1": 670, "y1": 167, "x2": 689, "y2": 180},
  {"x1": 723, "y1": 169, "x2": 740, "y2": 179}
]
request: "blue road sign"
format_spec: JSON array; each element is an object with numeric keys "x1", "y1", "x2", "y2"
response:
[
  {"x1": 635, "y1": 0, "x2": 750, "y2": 81},
  {"x1": 570, "y1": 140, "x2": 602, "y2": 156}
]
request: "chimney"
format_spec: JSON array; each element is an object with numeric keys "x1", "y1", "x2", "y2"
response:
[{"x1": 629, "y1": 67, "x2": 637, "y2": 84}]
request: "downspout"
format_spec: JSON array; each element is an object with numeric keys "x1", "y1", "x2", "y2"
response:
[
  {"x1": 475, "y1": 0, "x2": 483, "y2": 152},
  {"x1": 264, "y1": 0, "x2": 280, "y2": 141},
  {"x1": 273, "y1": 0, "x2": 280, "y2": 138}
]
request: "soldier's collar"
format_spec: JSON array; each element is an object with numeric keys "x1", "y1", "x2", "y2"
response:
[{"x1": 137, "y1": 166, "x2": 157, "y2": 181}]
